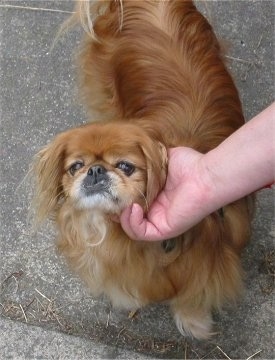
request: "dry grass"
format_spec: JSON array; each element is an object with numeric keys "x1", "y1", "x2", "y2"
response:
[
  {"x1": 0, "y1": 271, "x2": 72, "y2": 332},
  {"x1": 0, "y1": 266, "x2": 266, "y2": 359},
  {"x1": 0, "y1": 288, "x2": 73, "y2": 333}
]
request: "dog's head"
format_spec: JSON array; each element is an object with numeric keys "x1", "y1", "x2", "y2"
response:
[{"x1": 33, "y1": 122, "x2": 167, "y2": 224}]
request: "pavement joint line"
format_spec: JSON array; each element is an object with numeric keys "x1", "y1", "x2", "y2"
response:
[{"x1": 0, "y1": 4, "x2": 75, "y2": 14}]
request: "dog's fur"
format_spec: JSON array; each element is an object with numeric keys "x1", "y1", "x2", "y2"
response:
[{"x1": 33, "y1": 0, "x2": 253, "y2": 339}]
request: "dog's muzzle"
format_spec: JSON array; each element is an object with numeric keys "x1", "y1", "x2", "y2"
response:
[{"x1": 82, "y1": 165, "x2": 111, "y2": 196}]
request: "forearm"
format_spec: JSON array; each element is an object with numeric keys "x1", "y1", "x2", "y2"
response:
[
  {"x1": 201, "y1": 102, "x2": 275, "y2": 212},
  {"x1": 120, "y1": 103, "x2": 274, "y2": 241}
]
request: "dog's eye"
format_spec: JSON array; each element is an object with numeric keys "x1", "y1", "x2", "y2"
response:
[
  {"x1": 69, "y1": 161, "x2": 84, "y2": 176},
  {"x1": 116, "y1": 161, "x2": 135, "y2": 176}
]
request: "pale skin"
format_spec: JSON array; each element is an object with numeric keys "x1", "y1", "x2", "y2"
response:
[{"x1": 120, "y1": 102, "x2": 275, "y2": 241}]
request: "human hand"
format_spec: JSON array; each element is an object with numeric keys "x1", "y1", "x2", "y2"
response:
[{"x1": 120, "y1": 147, "x2": 213, "y2": 241}]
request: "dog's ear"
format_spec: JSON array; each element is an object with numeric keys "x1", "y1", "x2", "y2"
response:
[
  {"x1": 140, "y1": 141, "x2": 168, "y2": 208},
  {"x1": 32, "y1": 133, "x2": 68, "y2": 226}
]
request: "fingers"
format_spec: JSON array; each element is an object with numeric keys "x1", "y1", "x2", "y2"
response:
[
  {"x1": 120, "y1": 204, "x2": 166, "y2": 241},
  {"x1": 119, "y1": 205, "x2": 139, "y2": 239}
]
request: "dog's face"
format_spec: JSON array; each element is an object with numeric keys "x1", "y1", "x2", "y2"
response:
[{"x1": 33, "y1": 122, "x2": 167, "y2": 223}]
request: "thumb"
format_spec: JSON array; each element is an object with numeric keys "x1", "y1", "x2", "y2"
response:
[
  {"x1": 120, "y1": 203, "x2": 145, "y2": 240},
  {"x1": 120, "y1": 203, "x2": 166, "y2": 241}
]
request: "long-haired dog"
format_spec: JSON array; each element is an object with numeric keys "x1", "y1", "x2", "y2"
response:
[{"x1": 33, "y1": 0, "x2": 253, "y2": 339}]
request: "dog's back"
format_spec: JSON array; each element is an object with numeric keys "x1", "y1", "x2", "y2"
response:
[{"x1": 76, "y1": 0, "x2": 244, "y2": 152}]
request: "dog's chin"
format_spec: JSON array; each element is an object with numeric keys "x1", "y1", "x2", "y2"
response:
[{"x1": 70, "y1": 190, "x2": 130, "y2": 215}]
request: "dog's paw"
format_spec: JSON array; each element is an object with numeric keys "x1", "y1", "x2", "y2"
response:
[{"x1": 173, "y1": 310, "x2": 214, "y2": 340}]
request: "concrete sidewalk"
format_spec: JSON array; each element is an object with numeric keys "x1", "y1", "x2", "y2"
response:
[
  {"x1": 0, "y1": 1, "x2": 274, "y2": 359},
  {"x1": 0, "y1": 317, "x2": 150, "y2": 359}
]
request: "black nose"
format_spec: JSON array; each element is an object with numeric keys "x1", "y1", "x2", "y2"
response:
[{"x1": 87, "y1": 165, "x2": 107, "y2": 185}]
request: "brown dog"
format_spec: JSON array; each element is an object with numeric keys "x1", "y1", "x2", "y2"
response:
[{"x1": 33, "y1": 0, "x2": 253, "y2": 339}]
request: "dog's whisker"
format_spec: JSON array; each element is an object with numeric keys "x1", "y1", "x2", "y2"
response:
[{"x1": 132, "y1": 186, "x2": 149, "y2": 213}]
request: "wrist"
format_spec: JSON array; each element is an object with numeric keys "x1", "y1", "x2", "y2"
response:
[{"x1": 196, "y1": 152, "x2": 221, "y2": 217}]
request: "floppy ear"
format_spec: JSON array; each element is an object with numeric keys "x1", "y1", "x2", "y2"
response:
[
  {"x1": 32, "y1": 134, "x2": 67, "y2": 226},
  {"x1": 141, "y1": 141, "x2": 168, "y2": 208}
]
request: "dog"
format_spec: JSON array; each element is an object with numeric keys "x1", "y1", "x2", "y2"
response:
[{"x1": 32, "y1": 0, "x2": 253, "y2": 339}]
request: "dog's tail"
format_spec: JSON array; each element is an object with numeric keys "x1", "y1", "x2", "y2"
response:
[{"x1": 56, "y1": 0, "x2": 123, "y2": 42}]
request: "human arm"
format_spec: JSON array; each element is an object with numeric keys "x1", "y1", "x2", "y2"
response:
[{"x1": 120, "y1": 102, "x2": 275, "y2": 241}]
